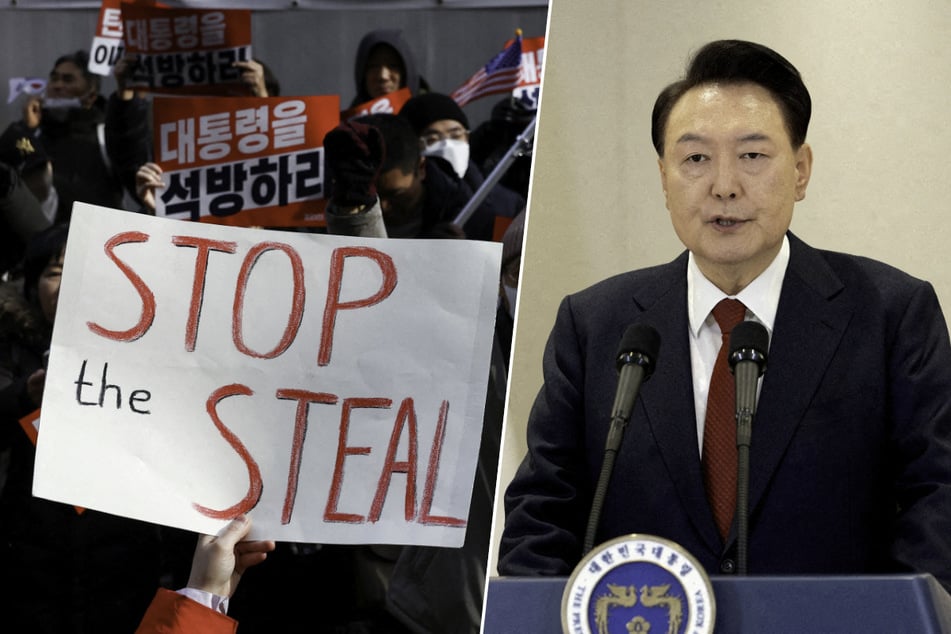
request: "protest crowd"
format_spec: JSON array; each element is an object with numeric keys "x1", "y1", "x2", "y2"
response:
[{"x1": 0, "y1": 5, "x2": 539, "y2": 633}]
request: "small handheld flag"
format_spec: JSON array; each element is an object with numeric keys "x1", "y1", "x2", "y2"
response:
[{"x1": 450, "y1": 30, "x2": 524, "y2": 108}]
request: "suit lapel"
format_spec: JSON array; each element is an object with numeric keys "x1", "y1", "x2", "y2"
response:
[
  {"x1": 630, "y1": 235, "x2": 856, "y2": 553},
  {"x1": 631, "y1": 254, "x2": 724, "y2": 553},
  {"x1": 746, "y1": 234, "x2": 854, "y2": 517}
]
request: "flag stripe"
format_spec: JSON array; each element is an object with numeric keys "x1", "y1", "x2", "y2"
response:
[{"x1": 450, "y1": 35, "x2": 523, "y2": 107}]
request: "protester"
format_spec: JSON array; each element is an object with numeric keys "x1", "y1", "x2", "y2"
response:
[
  {"x1": 0, "y1": 224, "x2": 181, "y2": 633},
  {"x1": 400, "y1": 91, "x2": 525, "y2": 240},
  {"x1": 0, "y1": 126, "x2": 53, "y2": 277},
  {"x1": 499, "y1": 39, "x2": 951, "y2": 593},
  {"x1": 349, "y1": 29, "x2": 427, "y2": 107},
  {"x1": 135, "y1": 515, "x2": 275, "y2": 633},
  {"x1": 323, "y1": 115, "x2": 470, "y2": 239},
  {"x1": 5, "y1": 50, "x2": 148, "y2": 221},
  {"x1": 469, "y1": 96, "x2": 536, "y2": 201}
]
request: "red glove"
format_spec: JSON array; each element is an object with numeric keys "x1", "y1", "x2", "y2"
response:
[{"x1": 323, "y1": 121, "x2": 385, "y2": 208}]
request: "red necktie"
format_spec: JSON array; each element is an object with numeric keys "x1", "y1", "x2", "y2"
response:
[{"x1": 702, "y1": 298, "x2": 747, "y2": 540}]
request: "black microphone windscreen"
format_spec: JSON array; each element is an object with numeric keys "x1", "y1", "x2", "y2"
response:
[
  {"x1": 615, "y1": 323, "x2": 661, "y2": 375},
  {"x1": 729, "y1": 321, "x2": 769, "y2": 358}
]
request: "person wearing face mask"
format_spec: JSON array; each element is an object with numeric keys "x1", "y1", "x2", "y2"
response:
[
  {"x1": 400, "y1": 92, "x2": 525, "y2": 241},
  {"x1": 322, "y1": 114, "x2": 473, "y2": 240},
  {"x1": 8, "y1": 49, "x2": 148, "y2": 222}
]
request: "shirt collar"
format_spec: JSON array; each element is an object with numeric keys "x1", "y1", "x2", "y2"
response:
[{"x1": 687, "y1": 235, "x2": 790, "y2": 336}]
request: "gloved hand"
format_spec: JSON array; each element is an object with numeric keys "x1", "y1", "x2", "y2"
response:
[{"x1": 323, "y1": 121, "x2": 385, "y2": 209}]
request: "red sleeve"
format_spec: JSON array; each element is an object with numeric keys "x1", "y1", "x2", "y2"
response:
[{"x1": 135, "y1": 588, "x2": 238, "y2": 634}]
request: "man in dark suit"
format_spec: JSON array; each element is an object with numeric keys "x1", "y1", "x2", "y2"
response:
[{"x1": 498, "y1": 40, "x2": 951, "y2": 592}]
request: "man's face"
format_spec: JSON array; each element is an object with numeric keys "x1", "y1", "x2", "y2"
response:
[
  {"x1": 364, "y1": 45, "x2": 404, "y2": 99},
  {"x1": 658, "y1": 82, "x2": 812, "y2": 293},
  {"x1": 420, "y1": 119, "x2": 469, "y2": 149},
  {"x1": 376, "y1": 162, "x2": 425, "y2": 227},
  {"x1": 47, "y1": 61, "x2": 94, "y2": 104}
]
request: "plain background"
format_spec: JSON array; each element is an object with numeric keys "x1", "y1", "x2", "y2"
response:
[{"x1": 490, "y1": 0, "x2": 951, "y2": 578}]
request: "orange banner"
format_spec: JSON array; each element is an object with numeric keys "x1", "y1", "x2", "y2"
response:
[
  {"x1": 514, "y1": 35, "x2": 544, "y2": 109},
  {"x1": 154, "y1": 94, "x2": 340, "y2": 228},
  {"x1": 88, "y1": 0, "x2": 163, "y2": 76},
  {"x1": 341, "y1": 87, "x2": 412, "y2": 121},
  {"x1": 121, "y1": 3, "x2": 253, "y2": 95}
]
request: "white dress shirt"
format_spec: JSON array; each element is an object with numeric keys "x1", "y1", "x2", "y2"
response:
[{"x1": 687, "y1": 235, "x2": 790, "y2": 454}]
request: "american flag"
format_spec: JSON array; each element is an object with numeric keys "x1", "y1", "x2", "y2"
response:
[{"x1": 450, "y1": 31, "x2": 524, "y2": 108}]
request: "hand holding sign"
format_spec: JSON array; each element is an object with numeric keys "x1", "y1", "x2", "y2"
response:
[
  {"x1": 34, "y1": 203, "x2": 501, "y2": 547},
  {"x1": 187, "y1": 515, "x2": 275, "y2": 599}
]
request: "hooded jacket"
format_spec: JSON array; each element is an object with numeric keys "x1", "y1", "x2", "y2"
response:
[{"x1": 350, "y1": 29, "x2": 423, "y2": 107}]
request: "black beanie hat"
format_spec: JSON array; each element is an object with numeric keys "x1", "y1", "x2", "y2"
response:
[{"x1": 399, "y1": 92, "x2": 469, "y2": 135}]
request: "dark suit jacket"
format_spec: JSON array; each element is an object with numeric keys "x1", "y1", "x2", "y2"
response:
[{"x1": 499, "y1": 233, "x2": 951, "y2": 591}]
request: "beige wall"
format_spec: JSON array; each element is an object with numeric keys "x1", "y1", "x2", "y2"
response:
[{"x1": 489, "y1": 0, "x2": 951, "y2": 576}]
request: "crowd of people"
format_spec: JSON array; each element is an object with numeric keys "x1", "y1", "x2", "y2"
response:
[{"x1": 0, "y1": 24, "x2": 531, "y2": 634}]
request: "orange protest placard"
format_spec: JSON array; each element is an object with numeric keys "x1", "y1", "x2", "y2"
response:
[
  {"x1": 121, "y1": 2, "x2": 253, "y2": 96},
  {"x1": 88, "y1": 0, "x2": 163, "y2": 76},
  {"x1": 514, "y1": 35, "x2": 545, "y2": 110},
  {"x1": 341, "y1": 87, "x2": 412, "y2": 121},
  {"x1": 153, "y1": 94, "x2": 340, "y2": 228}
]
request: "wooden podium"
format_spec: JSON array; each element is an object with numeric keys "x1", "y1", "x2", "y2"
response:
[{"x1": 483, "y1": 574, "x2": 951, "y2": 633}]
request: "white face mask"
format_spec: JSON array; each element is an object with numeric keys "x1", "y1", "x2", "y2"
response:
[
  {"x1": 422, "y1": 138, "x2": 469, "y2": 180},
  {"x1": 43, "y1": 97, "x2": 83, "y2": 109},
  {"x1": 43, "y1": 97, "x2": 84, "y2": 122}
]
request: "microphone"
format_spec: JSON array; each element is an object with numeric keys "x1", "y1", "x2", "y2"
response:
[
  {"x1": 728, "y1": 320, "x2": 768, "y2": 575},
  {"x1": 729, "y1": 321, "x2": 768, "y2": 433},
  {"x1": 605, "y1": 325, "x2": 661, "y2": 452},
  {"x1": 583, "y1": 324, "x2": 660, "y2": 555}
]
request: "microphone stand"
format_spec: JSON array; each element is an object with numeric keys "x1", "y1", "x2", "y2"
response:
[
  {"x1": 732, "y1": 346, "x2": 765, "y2": 575},
  {"x1": 452, "y1": 116, "x2": 537, "y2": 228},
  {"x1": 584, "y1": 423, "x2": 624, "y2": 556},
  {"x1": 734, "y1": 384, "x2": 755, "y2": 575},
  {"x1": 583, "y1": 343, "x2": 656, "y2": 556}
]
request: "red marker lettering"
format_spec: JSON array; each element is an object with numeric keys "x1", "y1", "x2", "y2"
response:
[
  {"x1": 325, "y1": 397, "x2": 392, "y2": 523},
  {"x1": 193, "y1": 384, "x2": 263, "y2": 519},
  {"x1": 233, "y1": 241, "x2": 306, "y2": 359},
  {"x1": 171, "y1": 235, "x2": 237, "y2": 352},
  {"x1": 368, "y1": 397, "x2": 419, "y2": 522},
  {"x1": 87, "y1": 231, "x2": 156, "y2": 342},
  {"x1": 420, "y1": 400, "x2": 466, "y2": 527},
  {"x1": 276, "y1": 388, "x2": 338, "y2": 525},
  {"x1": 319, "y1": 246, "x2": 397, "y2": 366}
]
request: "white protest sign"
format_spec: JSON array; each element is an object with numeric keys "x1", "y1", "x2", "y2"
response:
[
  {"x1": 33, "y1": 203, "x2": 501, "y2": 547},
  {"x1": 88, "y1": 0, "x2": 126, "y2": 77}
]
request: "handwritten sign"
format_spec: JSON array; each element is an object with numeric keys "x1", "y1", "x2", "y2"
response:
[
  {"x1": 122, "y1": 3, "x2": 253, "y2": 95},
  {"x1": 341, "y1": 87, "x2": 412, "y2": 121},
  {"x1": 154, "y1": 94, "x2": 338, "y2": 228},
  {"x1": 33, "y1": 203, "x2": 501, "y2": 547}
]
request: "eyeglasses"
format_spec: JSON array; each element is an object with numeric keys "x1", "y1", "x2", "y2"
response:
[{"x1": 420, "y1": 126, "x2": 469, "y2": 148}]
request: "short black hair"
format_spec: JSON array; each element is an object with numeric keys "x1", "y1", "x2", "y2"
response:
[
  {"x1": 51, "y1": 49, "x2": 101, "y2": 95},
  {"x1": 355, "y1": 113, "x2": 419, "y2": 174},
  {"x1": 651, "y1": 40, "x2": 811, "y2": 155},
  {"x1": 23, "y1": 223, "x2": 69, "y2": 305}
]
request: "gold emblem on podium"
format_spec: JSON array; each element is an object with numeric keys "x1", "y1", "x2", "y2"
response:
[{"x1": 562, "y1": 535, "x2": 715, "y2": 634}]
